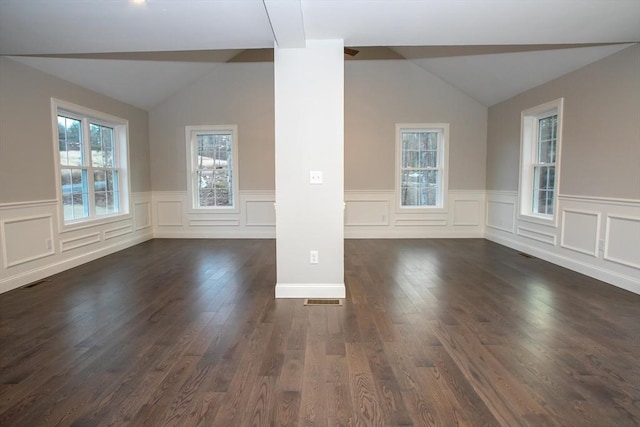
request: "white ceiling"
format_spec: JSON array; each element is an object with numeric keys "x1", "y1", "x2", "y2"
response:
[{"x1": 1, "y1": 0, "x2": 638, "y2": 109}]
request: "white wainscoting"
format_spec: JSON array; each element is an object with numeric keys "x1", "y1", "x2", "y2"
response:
[
  {"x1": 344, "y1": 190, "x2": 485, "y2": 238},
  {"x1": 0, "y1": 192, "x2": 153, "y2": 294},
  {"x1": 152, "y1": 190, "x2": 485, "y2": 239},
  {"x1": 152, "y1": 191, "x2": 276, "y2": 238},
  {"x1": 485, "y1": 191, "x2": 640, "y2": 295},
  {"x1": 5, "y1": 190, "x2": 636, "y2": 296}
]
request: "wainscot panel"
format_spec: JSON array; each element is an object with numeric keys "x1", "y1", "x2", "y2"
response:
[
  {"x1": 0, "y1": 193, "x2": 153, "y2": 294},
  {"x1": 485, "y1": 191, "x2": 640, "y2": 295}
]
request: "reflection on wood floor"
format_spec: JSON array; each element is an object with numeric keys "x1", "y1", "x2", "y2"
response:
[{"x1": 1, "y1": 238, "x2": 638, "y2": 426}]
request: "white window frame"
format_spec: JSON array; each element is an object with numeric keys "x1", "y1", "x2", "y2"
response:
[
  {"x1": 395, "y1": 123, "x2": 449, "y2": 211},
  {"x1": 186, "y1": 125, "x2": 239, "y2": 213},
  {"x1": 51, "y1": 98, "x2": 131, "y2": 231},
  {"x1": 518, "y1": 98, "x2": 563, "y2": 225}
]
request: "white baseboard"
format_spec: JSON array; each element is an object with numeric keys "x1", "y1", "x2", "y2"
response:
[
  {"x1": 0, "y1": 232, "x2": 152, "y2": 294},
  {"x1": 345, "y1": 229, "x2": 484, "y2": 239},
  {"x1": 275, "y1": 282, "x2": 346, "y2": 298},
  {"x1": 153, "y1": 230, "x2": 275, "y2": 239},
  {"x1": 485, "y1": 229, "x2": 640, "y2": 295}
]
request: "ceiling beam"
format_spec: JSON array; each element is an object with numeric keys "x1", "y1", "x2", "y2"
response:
[{"x1": 263, "y1": 0, "x2": 306, "y2": 48}]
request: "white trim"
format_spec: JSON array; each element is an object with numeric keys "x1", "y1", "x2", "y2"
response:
[
  {"x1": 559, "y1": 194, "x2": 640, "y2": 207},
  {"x1": 604, "y1": 214, "x2": 640, "y2": 269},
  {"x1": 188, "y1": 219, "x2": 240, "y2": 227},
  {"x1": 518, "y1": 97, "x2": 563, "y2": 226},
  {"x1": 275, "y1": 282, "x2": 346, "y2": 298},
  {"x1": 485, "y1": 229, "x2": 640, "y2": 295},
  {"x1": 0, "y1": 199, "x2": 58, "y2": 209},
  {"x1": 51, "y1": 98, "x2": 132, "y2": 232},
  {"x1": 485, "y1": 199, "x2": 516, "y2": 233},
  {"x1": 560, "y1": 209, "x2": 600, "y2": 257},
  {"x1": 185, "y1": 125, "x2": 240, "y2": 214},
  {"x1": 60, "y1": 232, "x2": 101, "y2": 253},
  {"x1": 516, "y1": 226, "x2": 556, "y2": 246},
  {"x1": 394, "y1": 123, "x2": 449, "y2": 213},
  {"x1": 104, "y1": 224, "x2": 133, "y2": 240},
  {"x1": 395, "y1": 219, "x2": 447, "y2": 227},
  {"x1": 1, "y1": 214, "x2": 55, "y2": 267},
  {"x1": 57, "y1": 213, "x2": 133, "y2": 233},
  {"x1": 0, "y1": 233, "x2": 151, "y2": 294},
  {"x1": 133, "y1": 201, "x2": 151, "y2": 231},
  {"x1": 452, "y1": 199, "x2": 481, "y2": 226}
]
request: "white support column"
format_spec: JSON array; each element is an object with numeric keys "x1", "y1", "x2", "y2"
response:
[{"x1": 274, "y1": 39, "x2": 345, "y2": 298}]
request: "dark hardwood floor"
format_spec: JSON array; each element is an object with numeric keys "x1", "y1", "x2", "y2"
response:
[{"x1": 0, "y1": 238, "x2": 638, "y2": 426}]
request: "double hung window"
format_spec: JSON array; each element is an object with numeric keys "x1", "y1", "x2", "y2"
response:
[
  {"x1": 54, "y1": 99, "x2": 129, "y2": 225},
  {"x1": 396, "y1": 124, "x2": 449, "y2": 209},
  {"x1": 186, "y1": 125, "x2": 239, "y2": 210},
  {"x1": 519, "y1": 98, "x2": 563, "y2": 221}
]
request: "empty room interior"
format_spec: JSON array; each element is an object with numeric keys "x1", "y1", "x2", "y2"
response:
[{"x1": 0, "y1": 0, "x2": 639, "y2": 425}]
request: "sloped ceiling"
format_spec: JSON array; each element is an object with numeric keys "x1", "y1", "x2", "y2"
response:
[{"x1": 1, "y1": 0, "x2": 638, "y2": 109}]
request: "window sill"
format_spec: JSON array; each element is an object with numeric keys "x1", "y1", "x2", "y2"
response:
[
  {"x1": 60, "y1": 212, "x2": 132, "y2": 233},
  {"x1": 518, "y1": 213, "x2": 558, "y2": 228}
]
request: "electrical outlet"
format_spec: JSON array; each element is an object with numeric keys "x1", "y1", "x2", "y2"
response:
[
  {"x1": 309, "y1": 250, "x2": 319, "y2": 264},
  {"x1": 309, "y1": 171, "x2": 323, "y2": 185}
]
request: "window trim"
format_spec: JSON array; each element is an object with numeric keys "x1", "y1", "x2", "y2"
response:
[
  {"x1": 51, "y1": 98, "x2": 131, "y2": 232},
  {"x1": 518, "y1": 98, "x2": 564, "y2": 226},
  {"x1": 185, "y1": 125, "x2": 240, "y2": 213},
  {"x1": 395, "y1": 123, "x2": 449, "y2": 212}
]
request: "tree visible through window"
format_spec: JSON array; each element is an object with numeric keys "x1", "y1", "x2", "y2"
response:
[
  {"x1": 186, "y1": 125, "x2": 239, "y2": 210},
  {"x1": 396, "y1": 124, "x2": 448, "y2": 209},
  {"x1": 533, "y1": 114, "x2": 557, "y2": 215},
  {"x1": 196, "y1": 133, "x2": 233, "y2": 207},
  {"x1": 519, "y1": 98, "x2": 563, "y2": 221}
]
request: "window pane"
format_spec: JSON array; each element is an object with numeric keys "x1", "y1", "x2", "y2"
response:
[
  {"x1": 537, "y1": 115, "x2": 557, "y2": 164},
  {"x1": 197, "y1": 133, "x2": 233, "y2": 171},
  {"x1": 533, "y1": 166, "x2": 555, "y2": 215},
  {"x1": 426, "y1": 132, "x2": 438, "y2": 150},
  {"x1": 91, "y1": 124, "x2": 115, "y2": 167},
  {"x1": 401, "y1": 132, "x2": 419, "y2": 151},
  {"x1": 94, "y1": 170, "x2": 120, "y2": 215},
  {"x1": 62, "y1": 168, "x2": 88, "y2": 221},
  {"x1": 58, "y1": 116, "x2": 82, "y2": 166},
  {"x1": 402, "y1": 131, "x2": 438, "y2": 169},
  {"x1": 425, "y1": 150, "x2": 437, "y2": 167},
  {"x1": 214, "y1": 170, "x2": 232, "y2": 206},
  {"x1": 194, "y1": 131, "x2": 234, "y2": 208}
]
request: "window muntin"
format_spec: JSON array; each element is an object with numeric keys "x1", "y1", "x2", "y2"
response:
[
  {"x1": 396, "y1": 124, "x2": 448, "y2": 209},
  {"x1": 53, "y1": 99, "x2": 129, "y2": 226},
  {"x1": 532, "y1": 114, "x2": 557, "y2": 216},
  {"x1": 186, "y1": 125, "x2": 239, "y2": 210},
  {"x1": 519, "y1": 98, "x2": 563, "y2": 223}
]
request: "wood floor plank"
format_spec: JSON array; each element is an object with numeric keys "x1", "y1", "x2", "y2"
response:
[{"x1": 1, "y1": 238, "x2": 638, "y2": 426}]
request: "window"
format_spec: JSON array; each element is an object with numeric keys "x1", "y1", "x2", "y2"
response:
[
  {"x1": 519, "y1": 98, "x2": 563, "y2": 221},
  {"x1": 396, "y1": 124, "x2": 449, "y2": 209},
  {"x1": 186, "y1": 125, "x2": 239, "y2": 210},
  {"x1": 53, "y1": 99, "x2": 129, "y2": 225}
]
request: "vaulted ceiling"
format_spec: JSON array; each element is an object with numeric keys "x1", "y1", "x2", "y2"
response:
[{"x1": 1, "y1": 0, "x2": 638, "y2": 109}]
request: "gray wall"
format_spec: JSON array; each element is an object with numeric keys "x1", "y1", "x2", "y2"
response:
[
  {"x1": 486, "y1": 44, "x2": 640, "y2": 199},
  {"x1": 345, "y1": 60, "x2": 487, "y2": 191},
  {"x1": 0, "y1": 57, "x2": 151, "y2": 203},
  {"x1": 149, "y1": 62, "x2": 275, "y2": 192},
  {"x1": 149, "y1": 59, "x2": 488, "y2": 192}
]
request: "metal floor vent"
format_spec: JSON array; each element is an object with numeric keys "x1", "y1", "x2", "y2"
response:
[
  {"x1": 23, "y1": 279, "x2": 51, "y2": 289},
  {"x1": 304, "y1": 299, "x2": 343, "y2": 306},
  {"x1": 518, "y1": 252, "x2": 534, "y2": 259}
]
